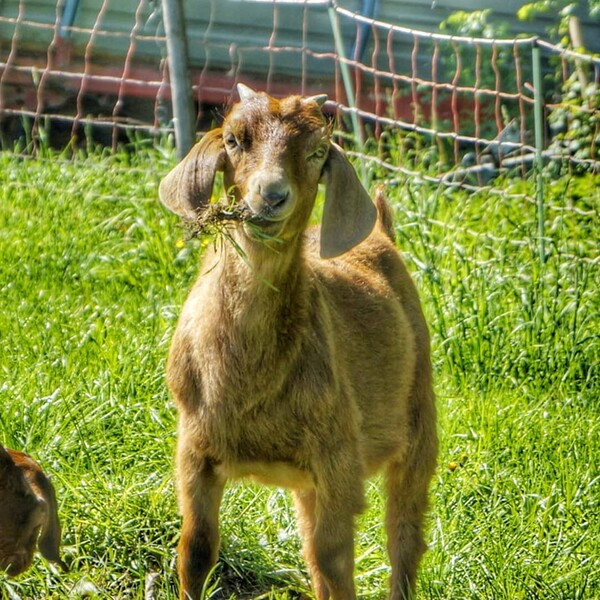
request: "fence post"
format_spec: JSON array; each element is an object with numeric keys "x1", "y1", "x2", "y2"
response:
[
  {"x1": 532, "y1": 39, "x2": 546, "y2": 265},
  {"x1": 162, "y1": 0, "x2": 195, "y2": 159},
  {"x1": 327, "y1": 1, "x2": 368, "y2": 185}
]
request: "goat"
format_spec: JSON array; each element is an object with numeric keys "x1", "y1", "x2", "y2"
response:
[
  {"x1": 158, "y1": 84, "x2": 437, "y2": 600},
  {"x1": 0, "y1": 446, "x2": 68, "y2": 576}
]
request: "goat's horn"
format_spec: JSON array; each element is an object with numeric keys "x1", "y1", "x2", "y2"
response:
[
  {"x1": 304, "y1": 94, "x2": 328, "y2": 108},
  {"x1": 237, "y1": 83, "x2": 258, "y2": 102}
]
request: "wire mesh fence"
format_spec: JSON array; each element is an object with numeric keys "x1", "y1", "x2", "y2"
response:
[{"x1": 0, "y1": 0, "x2": 598, "y2": 186}]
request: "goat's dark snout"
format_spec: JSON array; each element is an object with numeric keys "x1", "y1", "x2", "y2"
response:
[{"x1": 260, "y1": 183, "x2": 290, "y2": 208}]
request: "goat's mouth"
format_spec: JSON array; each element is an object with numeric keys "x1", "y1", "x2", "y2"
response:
[
  {"x1": 246, "y1": 211, "x2": 287, "y2": 227},
  {"x1": 243, "y1": 198, "x2": 294, "y2": 234},
  {"x1": 244, "y1": 213, "x2": 286, "y2": 240}
]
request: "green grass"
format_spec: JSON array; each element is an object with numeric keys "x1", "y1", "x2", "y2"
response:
[{"x1": 0, "y1": 148, "x2": 598, "y2": 599}]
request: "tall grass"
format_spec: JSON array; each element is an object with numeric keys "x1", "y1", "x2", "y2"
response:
[
  {"x1": 0, "y1": 147, "x2": 598, "y2": 599},
  {"x1": 392, "y1": 176, "x2": 598, "y2": 393}
]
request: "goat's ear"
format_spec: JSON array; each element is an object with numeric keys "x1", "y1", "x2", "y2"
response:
[
  {"x1": 320, "y1": 143, "x2": 377, "y2": 259},
  {"x1": 159, "y1": 128, "x2": 225, "y2": 220},
  {"x1": 37, "y1": 477, "x2": 68, "y2": 572}
]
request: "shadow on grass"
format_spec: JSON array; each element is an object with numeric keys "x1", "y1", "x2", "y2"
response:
[{"x1": 208, "y1": 555, "x2": 309, "y2": 600}]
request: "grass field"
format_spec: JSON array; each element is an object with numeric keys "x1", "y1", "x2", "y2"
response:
[{"x1": 0, "y1": 147, "x2": 598, "y2": 600}]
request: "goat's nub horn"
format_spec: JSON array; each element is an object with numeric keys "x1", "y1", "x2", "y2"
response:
[
  {"x1": 304, "y1": 94, "x2": 328, "y2": 108},
  {"x1": 237, "y1": 83, "x2": 258, "y2": 102}
]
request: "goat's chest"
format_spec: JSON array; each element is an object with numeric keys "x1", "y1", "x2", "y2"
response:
[
  {"x1": 190, "y1": 374, "x2": 319, "y2": 484},
  {"x1": 174, "y1": 304, "x2": 325, "y2": 461}
]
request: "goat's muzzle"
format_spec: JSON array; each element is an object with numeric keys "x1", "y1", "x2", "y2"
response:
[{"x1": 243, "y1": 180, "x2": 296, "y2": 231}]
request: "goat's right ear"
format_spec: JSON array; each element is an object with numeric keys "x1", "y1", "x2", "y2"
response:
[{"x1": 159, "y1": 128, "x2": 225, "y2": 220}]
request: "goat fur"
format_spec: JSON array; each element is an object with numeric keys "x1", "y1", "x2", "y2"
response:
[
  {"x1": 159, "y1": 84, "x2": 437, "y2": 600},
  {"x1": 0, "y1": 446, "x2": 68, "y2": 576}
]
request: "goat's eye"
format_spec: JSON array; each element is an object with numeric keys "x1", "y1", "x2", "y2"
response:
[
  {"x1": 308, "y1": 145, "x2": 328, "y2": 161},
  {"x1": 224, "y1": 133, "x2": 240, "y2": 150}
]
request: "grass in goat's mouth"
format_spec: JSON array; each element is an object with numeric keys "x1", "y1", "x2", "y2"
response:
[
  {"x1": 184, "y1": 199, "x2": 284, "y2": 250},
  {"x1": 184, "y1": 200, "x2": 253, "y2": 239}
]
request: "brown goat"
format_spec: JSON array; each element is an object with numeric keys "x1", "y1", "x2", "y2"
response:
[
  {"x1": 159, "y1": 84, "x2": 437, "y2": 600},
  {"x1": 0, "y1": 446, "x2": 68, "y2": 576}
]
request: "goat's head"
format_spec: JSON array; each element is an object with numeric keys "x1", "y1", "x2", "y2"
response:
[
  {"x1": 0, "y1": 448, "x2": 46, "y2": 577},
  {"x1": 159, "y1": 84, "x2": 376, "y2": 258}
]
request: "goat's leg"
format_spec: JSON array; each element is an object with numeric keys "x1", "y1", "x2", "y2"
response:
[
  {"x1": 385, "y1": 457, "x2": 432, "y2": 600},
  {"x1": 311, "y1": 497, "x2": 357, "y2": 600},
  {"x1": 176, "y1": 442, "x2": 225, "y2": 600},
  {"x1": 293, "y1": 489, "x2": 330, "y2": 599},
  {"x1": 293, "y1": 485, "x2": 359, "y2": 600}
]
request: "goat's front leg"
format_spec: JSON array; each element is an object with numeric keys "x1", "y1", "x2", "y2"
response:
[
  {"x1": 293, "y1": 489, "x2": 330, "y2": 599},
  {"x1": 176, "y1": 438, "x2": 225, "y2": 600},
  {"x1": 295, "y1": 451, "x2": 364, "y2": 600},
  {"x1": 313, "y1": 493, "x2": 359, "y2": 600}
]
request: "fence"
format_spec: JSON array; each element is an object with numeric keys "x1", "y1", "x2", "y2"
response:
[{"x1": 0, "y1": 0, "x2": 598, "y2": 188}]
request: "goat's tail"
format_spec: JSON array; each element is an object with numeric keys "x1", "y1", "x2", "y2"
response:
[{"x1": 373, "y1": 185, "x2": 396, "y2": 242}]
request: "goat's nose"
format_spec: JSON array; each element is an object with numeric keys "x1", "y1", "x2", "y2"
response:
[{"x1": 259, "y1": 184, "x2": 290, "y2": 208}]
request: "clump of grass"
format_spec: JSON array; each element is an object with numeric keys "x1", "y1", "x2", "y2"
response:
[
  {"x1": 183, "y1": 199, "x2": 253, "y2": 240},
  {"x1": 181, "y1": 194, "x2": 285, "y2": 293},
  {"x1": 389, "y1": 172, "x2": 599, "y2": 394}
]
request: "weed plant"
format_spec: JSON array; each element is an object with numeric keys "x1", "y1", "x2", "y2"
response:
[{"x1": 0, "y1": 146, "x2": 597, "y2": 599}]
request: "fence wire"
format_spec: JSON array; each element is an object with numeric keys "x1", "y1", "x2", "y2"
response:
[
  {"x1": 0, "y1": 0, "x2": 598, "y2": 187},
  {"x1": 0, "y1": 0, "x2": 168, "y2": 149}
]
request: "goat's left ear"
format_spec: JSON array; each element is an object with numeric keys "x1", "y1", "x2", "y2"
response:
[{"x1": 320, "y1": 143, "x2": 377, "y2": 259}]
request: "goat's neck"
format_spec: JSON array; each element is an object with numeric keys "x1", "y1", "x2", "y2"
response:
[
  {"x1": 216, "y1": 229, "x2": 308, "y2": 326},
  {"x1": 234, "y1": 225, "x2": 304, "y2": 283}
]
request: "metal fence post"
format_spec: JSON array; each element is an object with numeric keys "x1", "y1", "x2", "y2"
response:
[
  {"x1": 162, "y1": 0, "x2": 195, "y2": 159},
  {"x1": 327, "y1": 1, "x2": 368, "y2": 185},
  {"x1": 532, "y1": 39, "x2": 546, "y2": 265}
]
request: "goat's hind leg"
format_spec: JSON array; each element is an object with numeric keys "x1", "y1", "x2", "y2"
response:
[{"x1": 176, "y1": 441, "x2": 225, "y2": 600}]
